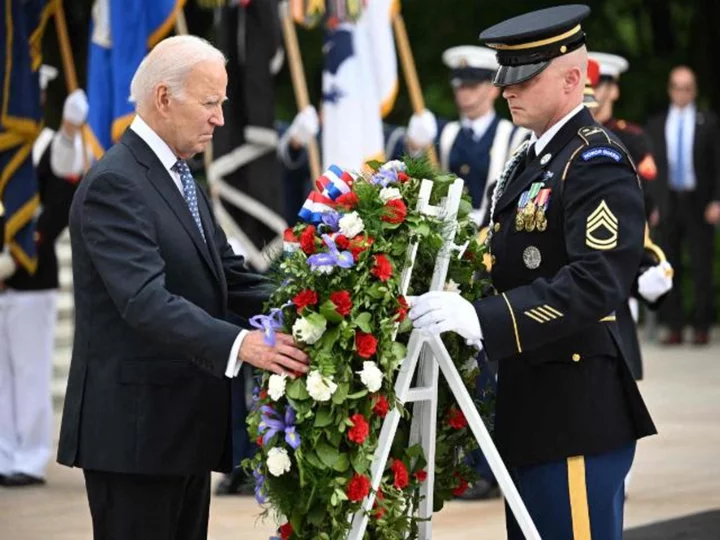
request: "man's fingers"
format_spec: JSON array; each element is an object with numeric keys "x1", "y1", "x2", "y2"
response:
[
  {"x1": 276, "y1": 344, "x2": 310, "y2": 364},
  {"x1": 274, "y1": 354, "x2": 311, "y2": 375},
  {"x1": 275, "y1": 332, "x2": 296, "y2": 346}
]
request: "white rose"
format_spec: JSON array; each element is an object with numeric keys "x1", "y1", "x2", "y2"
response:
[
  {"x1": 461, "y1": 356, "x2": 479, "y2": 374},
  {"x1": 267, "y1": 374, "x2": 287, "y2": 401},
  {"x1": 380, "y1": 159, "x2": 407, "y2": 173},
  {"x1": 357, "y1": 361, "x2": 384, "y2": 392},
  {"x1": 338, "y1": 211, "x2": 365, "y2": 239},
  {"x1": 444, "y1": 279, "x2": 461, "y2": 293},
  {"x1": 292, "y1": 316, "x2": 326, "y2": 345},
  {"x1": 379, "y1": 187, "x2": 402, "y2": 202},
  {"x1": 266, "y1": 447, "x2": 292, "y2": 477},
  {"x1": 306, "y1": 371, "x2": 338, "y2": 402}
]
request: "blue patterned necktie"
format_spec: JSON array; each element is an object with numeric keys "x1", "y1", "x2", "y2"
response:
[{"x1": 172, "y1": 159, "x2": 206, "y2": 242}]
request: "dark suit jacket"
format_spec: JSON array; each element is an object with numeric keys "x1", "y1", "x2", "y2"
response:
[
  {"x1": 57, "y1": 129, "x2": 269, "y2": 475},
  {"x1": 646, "y1": 108, "x2": 720, "y2": 216}
]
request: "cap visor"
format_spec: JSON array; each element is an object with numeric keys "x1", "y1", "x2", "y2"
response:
[{"x1": 493, "y1": 61, "x2": 549, "y2": 87}]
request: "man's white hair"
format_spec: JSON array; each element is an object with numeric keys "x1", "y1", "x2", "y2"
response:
[{"x1": 129, "y1": 35, "x2": 226, "y2": 109}]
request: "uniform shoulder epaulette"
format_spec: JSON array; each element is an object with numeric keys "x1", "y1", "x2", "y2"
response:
[
  {"x1": 562, "y1": 125, "x2": 634, "y2": 181},
  {"x1": 577, "y1": 125, "x2": 613, "y2": 145}
]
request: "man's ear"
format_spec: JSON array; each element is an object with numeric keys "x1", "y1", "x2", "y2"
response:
[
  {"x1": 565, "y1": 66, "x2": 583, "y2": 93},
  {"x1": 155, "y1": 83, "x2": 171, "y2": 116}
]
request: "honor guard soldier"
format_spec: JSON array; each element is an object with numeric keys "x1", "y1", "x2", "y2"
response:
[
  {"x1": 589, "y1": 52, "x2": 659, "y2": 224},
  {"x1": 388, "y1": 46, "x2": 528, "y2": 225},
  {"x1": 409, "y1": 6, "x2": 656, "y2": 539},
  {"x1": 0, "y1": 68, "x2": 89, "y2": 488}
]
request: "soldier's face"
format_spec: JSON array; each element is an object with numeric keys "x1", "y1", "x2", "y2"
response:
[
  {"x1": 501, "y1": 68, "x2": 559, "y2": 133},
  {"x1": 454, "y1": 81, "x2": 499, "y2": 119}
]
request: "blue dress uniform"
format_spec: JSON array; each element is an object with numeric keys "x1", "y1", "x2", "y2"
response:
[{"x1": 476, "y1": 6, "x2": 656, "y2": 539}]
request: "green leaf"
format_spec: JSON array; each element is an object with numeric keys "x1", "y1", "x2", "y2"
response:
[
  {"x1": 397, "y1": 318, "x2": 413, "y2": 334},
  {"x1": 319, "y1": 300, "x2": 344, "y2": 324},
  {"x1": 351, "y1": 451, "x2": 369, "y2": 474},
  {"x1": 414, "y1": 222, "x2": 431, "y2": 237},
  {"x1": 306, "y1": 312, "x2": 328, "y2": 330},
  {"x1": 365, "y1": 283, "x2": 385, "y2": 300},
  {"x1": 353, "y1": 312, "x2": 373, "y2": 333},
  {"x1": 365, "y1": 159, "x2": 383, "y2": 171},
  {"x1": 332, "y1": 382, "x2": 349, "y2": 404},
  {"x1": 333, "y1": 487, "x2": 349, "y2": 503},
  {"x1": 286, "y1": 378, "x2": 310, "y2": 400},
  {"x1": 392, "y1": 342, "x2": 408, "y2": 362},
  {"x1": 405, "y1": 443, "x2": 424, "y2": 459},
  {"x1": 307, "y1": 504, "x2": 327, "y2": 526},
  {"x1": 347, "y1": 389, "x2": 368, "y2": 400},
  {"x1": 314, "y1": 407, "x2": 334, "y2": 428},
  {"x1": 458, "y1": 198, "x2": 473, "y2": 218},
  {"x1": 304, "y1": 450, "x2": 327, "y2": 471},
  {"x1": 290, "y1": 510, "x2": 304, "y2": 534},
  {"x1": 316, "y1": 442, "x2": 340, "y2": 468},
  {"x1": 332, "y1": 453, "x2": 350, "y2": 472}
]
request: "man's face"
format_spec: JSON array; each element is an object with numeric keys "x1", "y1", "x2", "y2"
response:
[
  {"x1": 453, "y1": 81, "x2": 497, "y2": 118},
  {"x1": 166, "y1": 60, "x2": 227, "y2": 159},
  {"x1": 668, "y1": 69, "x2": 696, "y2": 108},
  {"x1": 501, "y1": 66, "x2": 562, "y2": 132}
]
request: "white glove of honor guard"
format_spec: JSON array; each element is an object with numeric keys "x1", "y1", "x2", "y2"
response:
[
  {"x1": 407, "y1": 109, "x2": 438, "y2": 148},
  {"x1": 62, "y1": 89, "x2": 89, "y2": 126},
  {"x1": 0, "y1": 250, "x2": 17, "y2": 281},
  {"x1": 288, "y1": 105, "x2": 319, "y2": 146},
  {"x1": 637, "y1": 261, "x2": 673, "y2": 303},
  {"x1": 408, "y1": 291, "x2": 483, "y2": 348}
]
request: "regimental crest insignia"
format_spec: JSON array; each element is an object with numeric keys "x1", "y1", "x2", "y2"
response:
[{"x1": 586, "y1": 200, "x2": 618, "y2": 250}]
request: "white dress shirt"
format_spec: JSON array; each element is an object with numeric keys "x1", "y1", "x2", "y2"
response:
[
  {"x1": 529, "y1": 103, "x2": 586, "y2": 156},
  {"x1": 665, "y1": 103, "x2": 697, "y2": 191},
  {"x1": 460, "y1": 110, "x2": 497, "y2": 141},
  {"x1": 130, "y1": 115, "x2": 245, "y2": 378}
]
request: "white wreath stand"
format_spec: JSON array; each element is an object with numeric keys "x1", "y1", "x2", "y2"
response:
[{"x1": 347, "y1": 178, "x2": 541, "y2": 540}]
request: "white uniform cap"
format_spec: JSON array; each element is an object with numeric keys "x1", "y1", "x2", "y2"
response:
[
  {"x1": 442, "y1": 46, "x2": 499, "y2": 87},
  {"x1": 39, "y1": 64, "x2": 59, "y2": 91},
  {"x1": 588, "y1": 52, "x2": 629, "y2": 80}
]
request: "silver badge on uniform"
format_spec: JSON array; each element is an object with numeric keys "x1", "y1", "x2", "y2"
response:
[
  {"x1": 540, "y1": 153, "x2": 551, "y2": 165},
  {"x1": 523, "y1": 246, "x2": 542, "y2": 269}
]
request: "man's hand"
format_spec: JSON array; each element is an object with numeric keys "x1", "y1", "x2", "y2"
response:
[
  {"x1": 704, "y1": 201, "x2": 720, "y2": 225},
  {"x1": 637, "y1": 261, "x2": 673, "y2": 303},
  {"x1": 288, "y1": 105, "x2": 319, "y2": 148},
  {"x1": 408, "y1": 291, "x2": 482, "y2": 346},
  {"x1": 407, "y1": 109, "x2": 438, "y2": 149},
  {"x1": 238, "y1": 331, "x2": 310, "y2": 377}
]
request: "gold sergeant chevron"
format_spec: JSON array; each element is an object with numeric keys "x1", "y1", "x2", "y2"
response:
[
  {"x1": 524, "y1": 304, "x2": 564, "y2": 323},
  {"x1": 586, "y1": 200, "x2": 618, "y2": 250}
]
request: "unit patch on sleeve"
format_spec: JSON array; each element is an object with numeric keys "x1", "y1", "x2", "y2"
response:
[
  {"x1": 581, "y1": 147, "x2": 622, "y2": 162},
  {"x1": 586, "y1": 200, "x2": 618, "y2": 250}
]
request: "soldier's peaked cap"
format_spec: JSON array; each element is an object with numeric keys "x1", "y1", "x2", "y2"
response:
[{"x1": 479, "y1": 4, "x2": 591, "y2": 87}]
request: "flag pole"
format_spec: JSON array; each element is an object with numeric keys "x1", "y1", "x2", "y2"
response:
[
  {"x1": 391, "y1": 11, "x2": 438, "y2": 167},
  {"x1": 52, "y1": 0, "x2": 91, "y2": 171},
  {"x1": 279, "y1": 1, "x2": 322, "y2": 183}
]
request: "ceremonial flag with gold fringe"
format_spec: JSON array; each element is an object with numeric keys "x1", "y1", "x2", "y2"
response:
[
  {"x1": 0, "y1": 0, "x2": 56, "y2": 273},
  {"x1": 86, "y1": 0, "x2": 185, "y2": 158}
]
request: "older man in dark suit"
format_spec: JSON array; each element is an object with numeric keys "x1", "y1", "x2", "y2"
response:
[
  {"x1": 57, "y1": 35, "x2": 309, "y2": 539},
  {"x1": 647, "y1": 66, "x2": 720, "y2": 345}
]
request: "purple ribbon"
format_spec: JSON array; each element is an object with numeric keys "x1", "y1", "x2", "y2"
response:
[
  {"x1": 259, "y1": 405, "x2": 301, "y2": 450},
  {"x1": 307, "y1": 234, "x2": 354, "y2": 271},
  {"x1": 249, "y1": 307, "x2": 285, "y2": 346}
]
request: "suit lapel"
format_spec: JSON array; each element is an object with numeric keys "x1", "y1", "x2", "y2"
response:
[
  {"x1": 121, "y1": 130, "x2": 221, "y2": 283},
  {"x1": 496, "y1": 108, "x2": 594, "y2": 213}
]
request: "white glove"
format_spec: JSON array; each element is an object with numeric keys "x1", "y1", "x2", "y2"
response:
[
  {"x1": 407, "y1": 109, "x2": 438, "y2": 148},
  {"x1": 637, "y1": 261, "x2": 673, "y2": 303},
  {"x1": 287, "y1": 105, "x2": 319, "y2": 145},
  {"x1": 62, "y1": 89, "x2": 89, "y2": 126},
  {"x1": 0, "y1": 250, "x2": 17, "y2": 281},
  {"x1": 408, "y1": 291, "x2": 483, "y2": 347}
]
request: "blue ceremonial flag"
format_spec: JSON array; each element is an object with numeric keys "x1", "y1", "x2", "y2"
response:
[
  {"x1": 0, "y1": 0, "x2": 56, "y2": 273},
  {"x1": 86, "y1": 0, "x2": 185, "y2": 158}
]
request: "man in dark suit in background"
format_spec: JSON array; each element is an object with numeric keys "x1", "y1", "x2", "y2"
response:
[
  {"x1": 647, "y1": 66, "x2": 720, "y2": 345},
  {"x1": 57, "y1": 35, "x2": 309, "y2": 539}
]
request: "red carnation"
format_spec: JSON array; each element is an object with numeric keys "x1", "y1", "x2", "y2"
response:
[
  {"x1": 336, "y1": 191, "x2": 359, "y2": 208},
  {"x1": 391, "y1": 459, "x2": 409, "y2": 490},
  {"x1": 396, "y1": 296, "x2": 409, "y2": 322},
  {"x1": 259, "y1": 389, "x2": 268, "y2": 400},
  {"x1": 381, "y1": 199, "x2": 407, "y2": 224},
  {"x1": 355, "y1": 331, "x2": 378, "y2": 359},
  {"x1": 256, "y1": 436, "x2": 263, "y2": 447},
  {"x1": 292, "y1": 289, "x2": 318, "y2": 313},
  {"x1": 347, "y1": 413, "x2": 370, "y2": 444},
  {"x1": 350, "y1": 235, "x2": 374, "y2": 261},
  {"x1": 415, "y1": 469, "x2": 428, "y2": 482},
  {"x1": 452, "y1": 473, "x2": 469, "y2": 496},
  {"x1": 447, "y1": 407, "x2": 468, "y2": 430},
  {"x1": 347, "y1": 474, "x2": 371, "y2": 502},
  {"x1": 335, "y1": 234, "x2": 350, "y2": 250},
  {"x1": 300, "y1": 225, "x2": 317, "y2": 254},
  {"x1": 397, "y1": 171, "x2": 409, "y2": 183},
  {"x1": 371, "y1": 254, "x2": 393, "y2": 281},
  {"x1": 373, "y1": 487, "x2": 386, "y2": 519},
  {"x1": 330, "y1": 290, "x2": 353, "y2": 317},
  {"x1": 372, "y1": 394, "x2": 390, "y2": 418},
  {"x1": 279, "y1": 522, "x2": 293, "y2": 540}
]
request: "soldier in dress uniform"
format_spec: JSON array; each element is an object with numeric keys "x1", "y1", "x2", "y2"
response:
[
  {"x1": 388, "y1": 46, "x2": 528, "y2": 225},
  {"x1": 0, "y1": 69, "x2": 89, "y2": 487},
  {"x1": 589, "y1": 52, "x2": 660, "y2": 225},
  {"x1": 409, "y1": 6, "x2": 656, "y2": 539}
]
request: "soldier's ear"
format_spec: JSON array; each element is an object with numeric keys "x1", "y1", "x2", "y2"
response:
[
  {"x1": 610, "y1": 83, "x2": 620, "y2": 103},
  {"x1": 564, "y1": 66, "x2": 583, "y2": 93}
]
